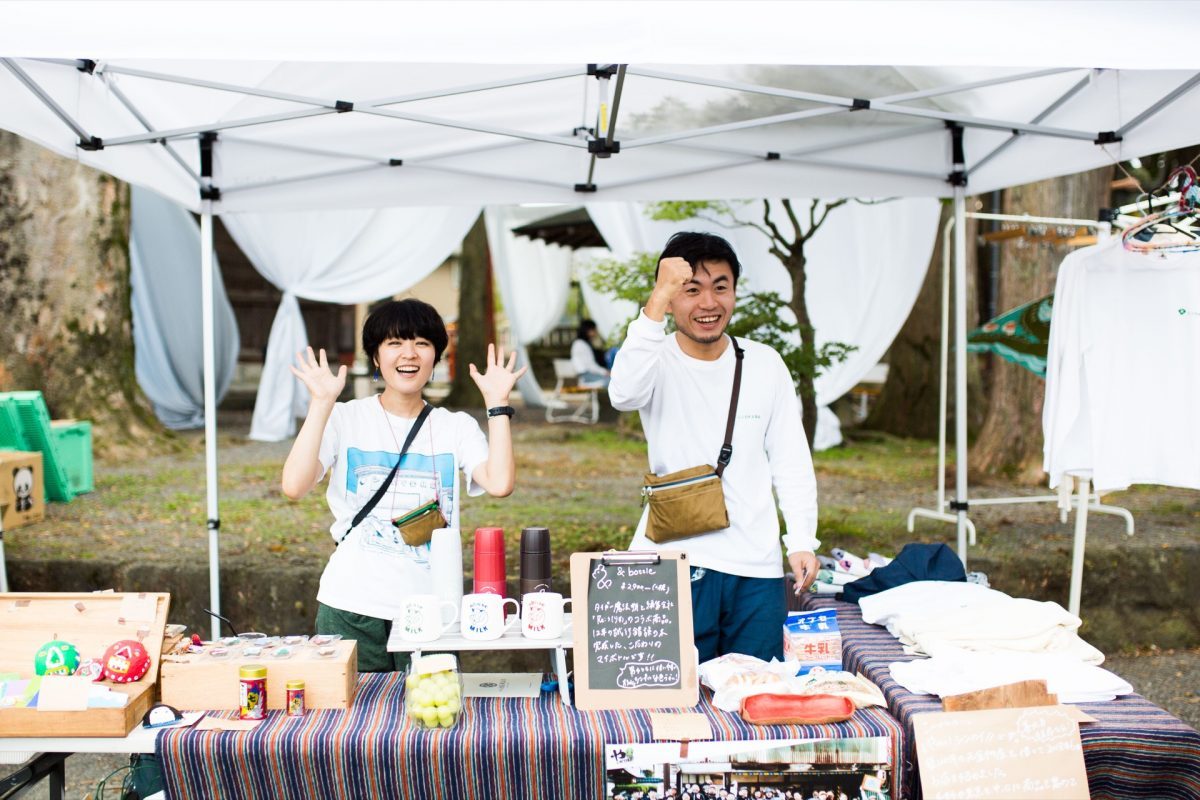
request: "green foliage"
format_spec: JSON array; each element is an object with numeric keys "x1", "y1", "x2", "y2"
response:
[{"x1": 646, "y1": 200, "x2": 739, "y2": 222}]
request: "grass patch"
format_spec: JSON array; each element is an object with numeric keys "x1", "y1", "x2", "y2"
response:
[{"x1": 814, "y1": 433, "x2": 938, "y2": 484}]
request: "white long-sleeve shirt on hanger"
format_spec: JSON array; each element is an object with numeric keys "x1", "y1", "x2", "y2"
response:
[{"x1": 1043, "y1": 237, "x2": 1200, "y2": 492}]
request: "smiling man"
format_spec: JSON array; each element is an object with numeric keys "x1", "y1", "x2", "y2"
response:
[{"x1": 609, "y1": 231, "x2": 819, "y2": 663}]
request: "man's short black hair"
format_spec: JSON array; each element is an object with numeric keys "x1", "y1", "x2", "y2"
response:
[
  {"x1": 656, "y1": 231, "x2": 741, "y2": 282},
  {"x1": 362, "y1": 298, "x2": 449, "y2": 366}
]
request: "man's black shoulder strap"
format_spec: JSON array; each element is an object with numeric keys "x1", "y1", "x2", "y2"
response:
[{"x1": 715, "y1": 337, "x2": 745, "y2": 478}]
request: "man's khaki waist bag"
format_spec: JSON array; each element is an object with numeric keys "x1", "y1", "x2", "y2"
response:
[{"x1": 641, "y1": 337, "x2": 744, "y2": 543}]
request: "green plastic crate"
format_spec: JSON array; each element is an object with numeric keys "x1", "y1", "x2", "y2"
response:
[
  {"x1": 0, "y1": 400, "x2": 27, "y2": 450},
  {"x1": 51, "y1": 420, "x2": 93, "y2": 495},
  {"x1": 0, "y1": 391, "x2": 74, "y2": 501}
]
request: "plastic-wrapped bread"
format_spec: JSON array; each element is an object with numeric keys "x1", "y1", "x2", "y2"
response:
[{"x1": 739, "y1": 693, "x2": 855, "y2": 725}]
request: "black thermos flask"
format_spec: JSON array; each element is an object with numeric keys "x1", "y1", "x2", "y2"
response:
[{"x1": 519, "y1": 526, "x2": 552, "y2": 597}]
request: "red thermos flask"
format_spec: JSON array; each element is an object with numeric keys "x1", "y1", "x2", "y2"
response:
[{"x1": 473, "y1": 527, "x2": 506, "y2": 597}]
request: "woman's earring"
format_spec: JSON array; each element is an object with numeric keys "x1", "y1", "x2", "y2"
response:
[{"x1": 372, "y1": 369, "x2": 380, "y2": 382}]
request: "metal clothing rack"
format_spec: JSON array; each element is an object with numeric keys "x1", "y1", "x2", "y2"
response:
[{"x1": 905, "y1": 210, "x2": 1139, "y2": 616}]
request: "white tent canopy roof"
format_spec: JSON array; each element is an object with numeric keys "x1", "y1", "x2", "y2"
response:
[
  {"x1": 5, "y1": 1, "x2": 1200, "y2": 69},
  {"x1": 3, "y1": 56, "x2": 1200, "y2": 212}
]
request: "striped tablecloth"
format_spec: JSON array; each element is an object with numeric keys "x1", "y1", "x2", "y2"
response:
[
  {"x1": 799, "y1": 594, "x2": 1200, "y2": 800},
  {"x1": 158, "y1": 673, "x2": 905, "y2": 800}
]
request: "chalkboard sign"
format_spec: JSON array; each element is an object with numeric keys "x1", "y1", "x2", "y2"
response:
[{"x1": 570, "y1": 551, "x2": 698, "y2": 711}]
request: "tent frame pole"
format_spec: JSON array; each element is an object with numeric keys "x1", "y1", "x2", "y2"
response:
[
  {"x1": 622, "y1": 107, "x2": 845, "y2": 149},
  {"x1": 200, "y1": 137, "x2": 222, "y2": 640},
  {"x1": 1116, "y1": 71, "x2": 1200, "y2": 137},
  {"x1": 970, "y1": 75, "x2": 1093, "y2": 176},
  {"x1": 1, "y1": 58, "x2": 96, "y2": 142},
  {"x1": 101, "y1": 108, "x2": 337, "y2": 147},
  {"x1": 105, "y1": 80, "x2": 201, "y2": 184},
  {"x1": 952, "y1": 183, "x2": 970, "y2": 564}
]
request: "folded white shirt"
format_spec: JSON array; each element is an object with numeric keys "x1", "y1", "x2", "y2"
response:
[
  {"x1": 860, "y1": 580, "x2": 1104, "y2": 665},
  {"x1": 889, "y1": 650, "x2": 1132, "y2": 703},
  {"x1": 859, "y1": 580, "x2": 1011, "y2": 628}
]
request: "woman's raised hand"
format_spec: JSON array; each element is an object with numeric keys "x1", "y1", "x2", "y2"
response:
[
  {"x1": 289, "y1": 347, "x2": 347, "y2": 405},
  {"x1": 468, "y1": 343, "x2": 528, "y2": 407}
]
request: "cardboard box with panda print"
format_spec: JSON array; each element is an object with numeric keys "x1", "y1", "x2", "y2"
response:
[{"x1": 0, "y1": 450, "x2": 45, "y2": 529}]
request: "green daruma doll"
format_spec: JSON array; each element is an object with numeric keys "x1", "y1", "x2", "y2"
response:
[{"x1": 34, "y1": 640, "x2": 81, "y2": 676}]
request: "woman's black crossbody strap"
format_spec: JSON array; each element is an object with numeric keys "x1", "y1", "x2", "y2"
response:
[{"x1": 342, "y1": 403, "x2": 434, "y2": 542}]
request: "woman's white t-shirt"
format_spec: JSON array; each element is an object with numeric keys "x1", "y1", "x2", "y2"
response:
[{"x1": 315, "y1": 398, "x2": 489, "y2": 620}]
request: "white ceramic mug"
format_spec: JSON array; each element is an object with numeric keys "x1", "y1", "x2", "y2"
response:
[
  {"x1": 460, "y1": 593, "x2": 519, "y2": 641},
  {"x1": 521, "y1": 592, "x2": 573, "y2": 640},
  {"x1": 396, "y1": 594, "x2": 459, "y2": 643}
]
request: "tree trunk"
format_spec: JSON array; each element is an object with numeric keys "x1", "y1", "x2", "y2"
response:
[
  {"x1": 442, "y1": 213, "x2": 490, "y2": 408},
  {"x1": 0, "y1": 132, "x2": 161, "y2": 457},
  {"x1": 786, "y1": 251, "x2": 818, "y2": 449},
  {"x1": 970, "y1": 167, "x2": 1113, "y2": 482}
]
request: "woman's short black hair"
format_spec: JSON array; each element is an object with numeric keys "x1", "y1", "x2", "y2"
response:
[
  {"x1": 656, "y1": 231, "x2": 742, "y2": 282},
  {"x1": 362, "y1": 299, "x2": 450, "y2": 365},
  {"x1": 576, "y1": 318, "x2": 598, "y2": 341}
]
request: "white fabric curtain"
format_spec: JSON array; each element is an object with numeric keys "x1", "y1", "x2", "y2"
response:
[
  {"x1": 484, "y1": 206, "x2": 576, "y2": 408},
  {"x1": 222, "y1": 206, "x2": 481, "y2": 441},
  {"x1": 586, "y1": 198, "x2": 940, "y2": 449},
  {"x1": 130, "y1": 186, "x2": 239, "y2": 429}
]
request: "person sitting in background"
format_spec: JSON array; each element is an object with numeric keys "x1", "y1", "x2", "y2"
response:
[{"x1": 571, "y1": 318, "x2": 611, "y2": 387}]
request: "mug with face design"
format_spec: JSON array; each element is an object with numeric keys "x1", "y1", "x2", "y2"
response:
[
  {"x1": 396, "y1": 594, "x2": 459, "y2": 643},
  {"x1": 460, "y1": 593, "x2": 520, "y2": 641},
  {"x1": 521, "y1": 592, "x2": 573, "y2": 640}
]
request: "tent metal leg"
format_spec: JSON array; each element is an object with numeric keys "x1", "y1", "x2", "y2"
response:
[
  {"x1": 953, "y1": 185, "x2": 970, "y2": 565},
  {"x1": 1068, "y1": 474, "x2": 1091, "y2": 617},
  {"x1": 201, "y1": 206, "x2": 221, "y2": 641}
]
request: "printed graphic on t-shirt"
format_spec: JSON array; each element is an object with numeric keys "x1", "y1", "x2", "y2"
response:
[{"x1": 344, "y1": 448, "x2": 456, "y2": 559}]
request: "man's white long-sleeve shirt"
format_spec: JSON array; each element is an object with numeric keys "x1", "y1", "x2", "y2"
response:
[{"x1": 610, "y1": 311, "x2": 819, "y2": 578}]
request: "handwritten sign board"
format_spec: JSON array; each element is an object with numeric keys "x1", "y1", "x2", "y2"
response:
[
  {"x1": 913, "y1": 706, "x2": 1090, "y2": 799},
  {"x1": 570, "y1": 551, "x2": 698, "y2": 711}
]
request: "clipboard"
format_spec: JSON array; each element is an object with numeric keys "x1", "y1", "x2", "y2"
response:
[{"x1": 570, "y1": 550, "x2": 698, "y2": 711}]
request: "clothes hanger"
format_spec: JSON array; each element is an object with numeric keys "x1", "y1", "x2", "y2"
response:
[{"x1": 1123, "y1": 166, "x2": 1200, "y2": 253}]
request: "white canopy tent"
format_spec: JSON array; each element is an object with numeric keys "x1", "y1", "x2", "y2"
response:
[{"x1": 4, "y1": 2, "x2": 1200, "y2": 635}]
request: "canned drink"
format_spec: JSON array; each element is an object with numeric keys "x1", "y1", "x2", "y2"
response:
[
  {"x1": 239, "y1": 664, "x2": 268, "y2": 720},
  {"x1": 286, "y1": 679, "x2": 306, "y2": 717}
]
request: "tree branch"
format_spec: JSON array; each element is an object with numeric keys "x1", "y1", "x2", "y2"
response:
[
  {"x1": 811, "y1": 198, "x2": 849, "y2": 235},
  {"x1": 760, "y1": 199, "x2": 793, "y2": 255},
  {"x1": 781, "y1": 197, "x2": 802, "y2": 241},
  {"x1": 697, "y1": 210, "x2": 780, "y2": 245},
  {"x1": 763, "y1": 199, "x2": 792, "y2": 248}
]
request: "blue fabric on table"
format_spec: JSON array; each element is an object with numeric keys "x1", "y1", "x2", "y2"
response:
[
  {"x1": 157, "y1": 672, "x2": 906, "y2": 800},
  {"x1": 841, "y1": 543, "x2": 965, "y2": 603}
]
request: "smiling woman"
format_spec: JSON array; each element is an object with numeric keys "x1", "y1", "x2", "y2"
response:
[{"x1": 279, "y1": 298, "x2": 527, "y2": 672}]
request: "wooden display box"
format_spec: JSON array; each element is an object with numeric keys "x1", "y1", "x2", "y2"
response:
[
  {"x1": 160, "y1": 640, "x2": 357, "y2": 712},
  {"x1": 0, "y1": 591, "x2": 170, "y2": 737},
  {"x1": 0, "y1": 450, "x2": 45, "y2": 530}
]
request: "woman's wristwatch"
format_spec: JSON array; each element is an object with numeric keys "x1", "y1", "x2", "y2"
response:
[{"x1": 487, "y1": 406, "x2": 515, "y2": 418}]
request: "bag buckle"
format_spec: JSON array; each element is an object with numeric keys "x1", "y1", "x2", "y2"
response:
[{"x1": 717, "y1": 444, "x2": 733, "y2": 467}]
